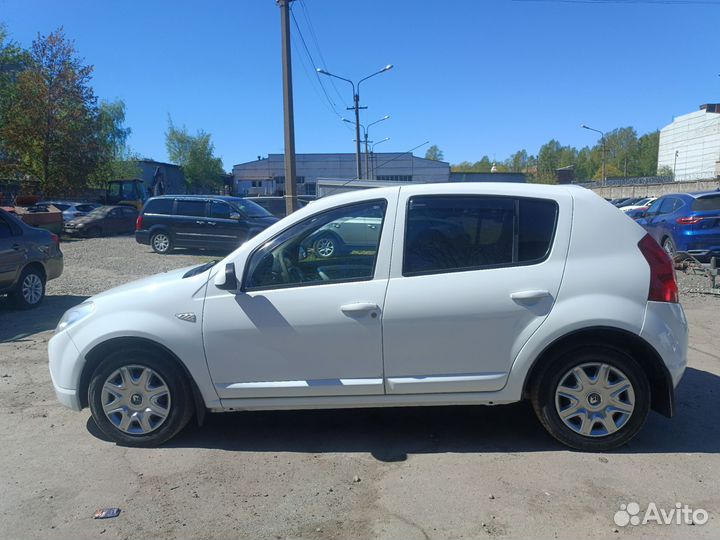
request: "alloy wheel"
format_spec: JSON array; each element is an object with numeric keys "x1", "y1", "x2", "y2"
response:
[
  {"x1": 101, "y1": 365, "x2": 171, "y2": 435},
  {"x1": 153, "y1": 234, "x2": 170, "y2": 253},
  {"x1": 315, "y1": 237, "x2": 335, "y2": 258},
  {"x1": 554, "y1": 362, "x2": 635, "y2": 438},
  {"x1": 21, "y1": 273, "x2": 43, "y2": 305}
]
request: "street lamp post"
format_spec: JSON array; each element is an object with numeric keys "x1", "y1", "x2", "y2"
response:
[
  {"x1": 344, "y1": 115, "x2": 389, "y2": 179},
  {"x1": 318, "y1": 65, "x2": 393, "y2": 179},
  {"x1": 673, "y1": 150, "x2": 679, "y2": 178},
  {"x1": 369, "y1": 137, "x2": 390, "y2": 180},
  {"x1": 581, "y1": 124, "x2": 606, "y2": 186}
]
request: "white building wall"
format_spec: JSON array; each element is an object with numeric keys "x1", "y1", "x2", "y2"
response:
[{"x1": 658, "y1": 109, "x2": 720, "y2": 181}]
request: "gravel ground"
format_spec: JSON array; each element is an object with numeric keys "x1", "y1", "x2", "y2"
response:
[{"x1": 0, "y1": 236, "x2": 719, "y2": 539}]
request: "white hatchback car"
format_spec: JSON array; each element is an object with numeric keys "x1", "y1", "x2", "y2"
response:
[{"x1": 49, "y1": 183, "x2": 687, "y2": 450}]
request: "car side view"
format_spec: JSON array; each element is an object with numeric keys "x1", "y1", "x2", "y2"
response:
[
  {"x1": 1, "y1": 208, "x2": 63, "y2": 308},
  {"x1": 49, "y1": 183, "x2": 687, "y2": 451},
  {"x1": 637, "y1": 191, "x2": 720, "y2": 259}
]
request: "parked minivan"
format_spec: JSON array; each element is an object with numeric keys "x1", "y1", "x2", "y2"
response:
[
  {"x1": 135, "y1": 195, "x2": 278, "y2": 253},
  {"x1": 50, "y1": 184, "x2": 687, "y2": 450}
]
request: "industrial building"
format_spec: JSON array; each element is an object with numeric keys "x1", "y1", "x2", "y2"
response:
[
  {"x1": 232, "y1": 153, "x2": 450, "y2": 196},
  {"x1": 658, "y1": 103, "x2": 720, "y2": 181}
]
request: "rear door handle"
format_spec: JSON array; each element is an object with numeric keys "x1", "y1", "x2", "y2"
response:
[
  {"x1": 511, "y1": 290, "x2": 551, "y2": 301},
  {"x1": 340, "y1": 302, "x2": 379, "y2": 314},
  {"x1": 195, "y1": 220, "x2": 206, "y2": 225}
]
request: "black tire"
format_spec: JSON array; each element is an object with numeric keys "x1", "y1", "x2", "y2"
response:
[
  {"x1": 530, "y1": 345, "x2": 650, "y2": 451},
  {"x1": 88, "y1": 348, "x2": 194, "y2": 447},
  {"x1": 9, "y1": 266, "x2": 46, "y2": 309},
  {"x1": 662, "y1": 236, "x2": 676, "y2": 258},
  {"x1": 313, "y1": 233, "x2": 342, "y2": 258},
  {"x1": 150, "y1": 231, "x2": 173, "y2": 254}
]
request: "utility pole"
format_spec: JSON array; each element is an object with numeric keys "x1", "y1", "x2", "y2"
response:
[
  {"x1": 581, "y1": 124, "x2": 606, "y2": 186},
  {"x1": 278, "y1": 0, "x2": 298, "y2": 215},
  {"x1": 364, "y1": 132, "x2": 370, "y2": 179}
]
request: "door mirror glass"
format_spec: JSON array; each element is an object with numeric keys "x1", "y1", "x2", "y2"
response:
[{"x1": 229, "y1": 212, "x2": 242, "y2": 220}]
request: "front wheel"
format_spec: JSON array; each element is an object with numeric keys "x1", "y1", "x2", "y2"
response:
[
  {"x1": 662, "y1": 237, "x2": 676, "y2": 258},
  {"x1": 313, "y1": 234, "x2": 340, "y2": 258},
  {"x1": 88, "y1": 349, "x2": 194, "y2": 446},
  {"x1": 530, "y1": 346, "x2": 650, "y2": 451}
]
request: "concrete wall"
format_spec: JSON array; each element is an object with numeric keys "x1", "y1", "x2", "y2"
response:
[
  {"x1": 589, "y1": 178, "x2": 720, "y2": 199},
  {"x1": 658, "y1": 108, "x2": 720, "y2": 181}
]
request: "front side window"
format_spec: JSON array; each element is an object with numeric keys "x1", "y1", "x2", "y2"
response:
[
  {"x1": 645, "y1": 198, "x2": 664, "y2": 216},
  {"x1": 403, "y1": 196, "x2": 557, "y2": 276},
  {"x1": 175, "y1": 200, "x2": 206, "y2": 217},
  {"x1": 245, "y1": 200, "x2": 387, "y2": 291},
  {"x1": 209, "y1": 201, "x2": 232, "y2": 219}
]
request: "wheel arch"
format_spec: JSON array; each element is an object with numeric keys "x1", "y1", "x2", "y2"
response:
[
  {"x1": 78, "y1": 336, "x2": 206, "y2": 425},
  {"x1": 20, "y1": 260, "x2": 47, "y2": 283},
  {"x1": 524, "y1": 326, "x2": 674, "y2": 418}
]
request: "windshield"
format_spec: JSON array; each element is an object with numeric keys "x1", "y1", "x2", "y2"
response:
[
  {"x1": 692, "y1": 194, "x2": 720, "y2": 212},
  {"x1": 233, "y1": 198, "x2": 273, "y2": 218},
  {"x1": 86, "y1": 207, "x2": 109, "y2": 218}
]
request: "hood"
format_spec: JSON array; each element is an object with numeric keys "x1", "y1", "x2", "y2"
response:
[
  {"x1": 91, "y1": 264, "x2": 207, "y2": 301},
  {"x1": 67, "y1": 215, "x2": 100, "y2": 226}
]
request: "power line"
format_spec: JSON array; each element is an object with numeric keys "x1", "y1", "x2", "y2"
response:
[{"x1": 338, "y1": 141, "x2": 431, "y2": 188}]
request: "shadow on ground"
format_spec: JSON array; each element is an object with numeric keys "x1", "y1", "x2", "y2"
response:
[
  {"x1": 87, "y1": 367, "x2": 720, "y2": 460},
  {"x1": 0, "y1": 295, "x2": 88, "y2": 342}
]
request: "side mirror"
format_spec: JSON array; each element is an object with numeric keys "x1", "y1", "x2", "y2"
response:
[
  {"x1": 214, "y1": 262, "x2": 238, "y2": 291},
  {"x1": 229, "y1": 212, "x2": 242, "y2": 220}
]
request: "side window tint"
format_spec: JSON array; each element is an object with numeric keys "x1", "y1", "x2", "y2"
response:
[
  {"x1": 209, "y1": 201, "x2": 232, "y2": 219},
  {"x1": 659, "y1": 198, "x2": 677, "y2": 214},
  {"x1": 144, "y1": 199, "x2": 174, "y2": 215},
  {"x1": 403, "y1": 196, "x2": 557, "y2": 276},
  {"x1": 245, "y1": 200, "x2": 387, "y2": 290},
  {"x1": 176, "y1": 200, "x2": 206, "y2": 217},
  {"x1": 404, "y1": 197, "x2": 514, "y2": 276},
  {"x1": 518, "y1": 198, "x2": 558, "y2": 261},
  {"x1": 645, "y1": 199, "x2": 663, "y2": 215},
  {"x1": 0, "y1": 217, "x2": 12, "y2": 239}
]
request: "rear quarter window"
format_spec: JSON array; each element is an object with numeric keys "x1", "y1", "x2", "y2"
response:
[
  {"x1": 144, "y1": 199, "x2": 174, "y2": 215},
  {"x1": 692, "y1": 195, "x2": 720, "y2": 212}
]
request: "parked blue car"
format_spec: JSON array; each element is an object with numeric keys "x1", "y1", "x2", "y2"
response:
[{"x1": 636, "y1": 190, "x2": 720, "y2": 259}]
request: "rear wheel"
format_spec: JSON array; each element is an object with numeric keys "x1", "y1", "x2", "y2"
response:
[
  {"x1": 88, "y1": 348, "x2": 194, "y2": 446},
  {"x1": 530, "y1": 346, "x2": 650, "y2": 451},
  {"x1": 9, "y1": 266, "x2": 45, "y2": 309},
  {"x1": 313, "y1": 234, "x2": 341, "y2": 258},
  {"x1": 151, "y1": 231, "x2": 172, "y2": 254}
]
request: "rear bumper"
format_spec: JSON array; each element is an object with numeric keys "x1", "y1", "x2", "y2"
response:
[
  {"x1": 45, "y1": 254, "x2": 63, "y2": 281},
  {"x1": 135, "y1": 230, "x2": 150, "y2": 245},
  {"x1": 640, "y1": 301, "x2": 688, "y2": 389}
]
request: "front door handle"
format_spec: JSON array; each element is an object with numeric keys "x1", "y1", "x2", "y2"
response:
[
  {"x1": 195, "y1": 220, "x2": 206, "y2": 225},
  {"x1": 511, "y1": 290, "x2": 551, "y2": 301},
  {"x1": 340, "y1": 302, "x2": 379, "y2": 314}
]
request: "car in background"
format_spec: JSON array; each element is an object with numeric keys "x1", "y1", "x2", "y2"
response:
[
  {"x1": 610, "y1": 197, "x2": 636, "y2": 207},
  {"x1": 249, "y1": 196, "x2": 315, "y2": 218},
  {"x1": 36, "y1": 201, "x2": 102, "y2": 222},
  {"x1": 135, "y1": 195, "x2": 278, "y2": 254},
  {"x1": 624, "y1": 207, "x2": 648, "y2": 221},
  {"x1": 620, "y1": 197, "x2": 656, "y2": 212},
  {"x1": 636, "y1": 191, "x2": 720, "y2": 259},
  {"x1": 63, "y1": 205, "x2": 138, "y2": 237},
  {"x1": 0, "y1": 208, "x2": 63, "y2": 309}
]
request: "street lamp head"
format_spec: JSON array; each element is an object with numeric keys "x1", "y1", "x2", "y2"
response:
[
  {"x1": 383, "y1": 115, "x2": 390, "y2": 120},
  {"x1": 383, "y1": 64, "x2": 394, "y2": 72},
  {"x1": 316, "y1": 68, "x2": 328, "y2": 75},
  {"x1": 580, "y1": 124, "x2": 589, "y2": 129}
]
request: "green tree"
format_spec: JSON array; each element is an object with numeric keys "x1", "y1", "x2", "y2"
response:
[
  {"x1": 424, "y1": 145, "x2": 444, "y2": 161},
  {"x1": 636, "y1": 131, "x2": 660, "y2": 176},
  {"x1": 165, "y1": 118, "x2": 225, "y2": 192},
  {"x1": 0, "y1": 27, "x2": 100, "y2": 195},
  {"x1": 0, "y1": 23, "x2": 31, "y2": 175},
  {"x1": 508, "y1": 149, "x2": 528, "y2": 172},
  {"x1": 89, "y1": 99, "x2": 140, "y2": 186}
]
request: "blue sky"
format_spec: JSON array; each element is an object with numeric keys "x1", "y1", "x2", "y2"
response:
[{"x1": 1, "y1": 0, "x2": 718, "y2": 169}]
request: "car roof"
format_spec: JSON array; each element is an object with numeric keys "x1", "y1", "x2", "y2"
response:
[{"x1": 148, "y1": 195, "x2": 248, "y2": 202}]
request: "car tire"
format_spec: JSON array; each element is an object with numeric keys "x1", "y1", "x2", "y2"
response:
[
  {"x1": 9, "y1": 266, "x2": 45, "y2": 309},
  {"x1": 88, "y1": 348, "x2": 194, "y2": 447},
  {"x1": 530, "y1": 345, "x2": 650, "y2": 451},
  {"x1": 662, "y1": 237, "x2": 676, "y2": 258},
  {"x1": 151, "y1": 231, "x2": 173, "y2": 254},
  {"x1": 313, "y1": 234, "x2": 341, "y2": 258}
]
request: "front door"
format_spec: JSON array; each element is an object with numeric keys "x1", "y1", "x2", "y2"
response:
[
  {"x1": 0, "y1": 214, "x2": 24, "y2": 290},
  {"x1": 202, "y1": 194, "x2": 398, "y2": 400},
  {"x1": 382, "y1": 191, "x2": 571, "y2": 394},
  {"x1": 207, "y1": 200, "x2": 248, "y2": 249}
]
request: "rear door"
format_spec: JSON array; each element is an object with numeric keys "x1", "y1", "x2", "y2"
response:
[
  {"x1": 382, "y1": 189, "x2": 571, "y2": 395},
  {"x1": 173, "y1": 199, "x2": 211, "y2": 247},
  {"x1": 690, "y1": 194, "x2": 720, "y2": 252},
  {"x1": 0, "y1": 212, "x2": 25, "y2": 290},
  {"x1": 118, "y1": 206, "x2": 138, "y2": 233}
]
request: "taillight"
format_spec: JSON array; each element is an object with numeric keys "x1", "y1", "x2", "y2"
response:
[
  {"x1": 637, "y1": 234, "x2": 678, "y2": 303},
  {"x1": 135, "y1": 214, "x2": 143, "y2": 231},
  {"x1": 50, "y1": 233, "x2": 60, "y2": 245},
  {"x1": 676, "y1": 216, "x2": 703, "y2": 225}
]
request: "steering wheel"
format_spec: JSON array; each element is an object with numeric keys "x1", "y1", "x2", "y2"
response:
[{"x1": 276, "y1": 247, "x2": 305, "y2": 283}]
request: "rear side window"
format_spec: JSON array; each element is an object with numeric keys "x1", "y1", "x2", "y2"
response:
[
  {"x1": 403, "y1": 196, "x2": 558, "y2": 277},
  {"x1": 144, "y1": 199, "x2": 174, "y2": 215},
  {"x1": 659, "y1": 198, "x2": 679, "y2": 214},
  {"x1": 120, "y1": 207, "x2": 137, "y2": 216},
  {"x1": 0, "y1": 216, "x2": 13, "y2": 238},
  {"x1": 692, "y1": 195, "x2": 720, "y2": 212},
  {"x1": 175, "y1": 200, "x2": 206, "y2": 217}
]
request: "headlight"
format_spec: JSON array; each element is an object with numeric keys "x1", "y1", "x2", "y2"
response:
[{"x1": 56, "y1": 302, "x2": 94, "y2": 333}]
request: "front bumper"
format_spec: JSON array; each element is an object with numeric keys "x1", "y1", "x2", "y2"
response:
[{"x1": 48, "y1": 329, "x2": 84, "y2": 411}]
